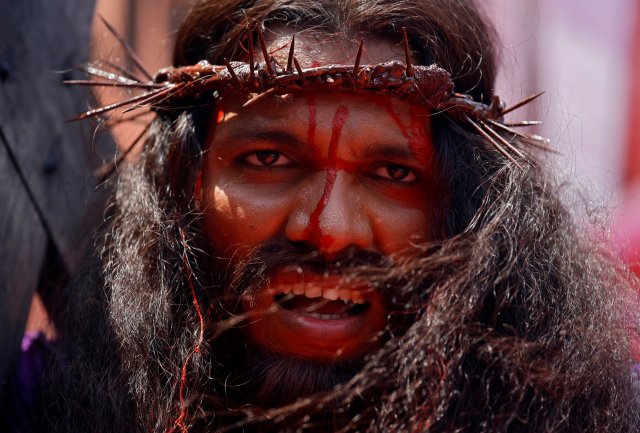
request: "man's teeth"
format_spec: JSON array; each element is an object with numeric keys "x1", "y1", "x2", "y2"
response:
[
  {"x1": 303, "y1": 313, "x2": 353, "y2": 320},
  {"x1": 269, "y1": 284, "x2": 366, "y2": 304}
]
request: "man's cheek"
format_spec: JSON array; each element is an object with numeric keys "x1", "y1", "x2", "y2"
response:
[{"x1": 206, "y1": 184, "x2": 289, "y2": 248}]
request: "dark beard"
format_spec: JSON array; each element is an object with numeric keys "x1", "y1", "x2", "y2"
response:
[
  {"x1": 208, "y1": 239, "x2": 391, "y2": 409},
  {"x1": 36, "y1": 113, "x2": 640, "y2": 432},
  {"x1": 216, "y1": 333, "x2": 363, "y2": 408}
]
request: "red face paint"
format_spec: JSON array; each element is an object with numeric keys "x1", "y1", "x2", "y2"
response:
[
  {"x1": 366, "y1": 99, "x2": 440, "y2": 219},
  {"x1": 306, "y1": 94, "x2": 319, "y2": 157},
  {"x1": 304, "y1": 104, "x2": 350, "y2": 251},
  {"x1": 381, "y1": 103, "x2": 433, "y2": 167}
]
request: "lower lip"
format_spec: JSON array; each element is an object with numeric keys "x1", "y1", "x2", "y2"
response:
[{"x1": 241, "y1": 273, "x2": 387, "y2": 361}]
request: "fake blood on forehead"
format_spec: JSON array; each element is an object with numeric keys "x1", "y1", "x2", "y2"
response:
[
  {"x1": 376, "y1": 100, "x2": 438, "y2": 215},
  {"x1": 306, "y1": 94, "x2": 318, "y2": 158},
  {"x1": 303, "y1": 99, "x2": 350, "y2": 250},
  {"x1": 378, "y1": 101, "x2": 433, "y2": 167}
]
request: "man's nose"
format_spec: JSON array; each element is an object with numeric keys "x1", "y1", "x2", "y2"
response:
[{"x1": 286, "y1": 171, "x2": 374, "y2": 256}]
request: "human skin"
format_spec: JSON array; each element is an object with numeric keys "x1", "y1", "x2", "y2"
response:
[{"x1": 199, "y1": 31, "x2": 439, "y2": 362}]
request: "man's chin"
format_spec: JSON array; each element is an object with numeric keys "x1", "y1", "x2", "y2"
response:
[{"x1": 220, "y1": 335, "x2": 363, "y2": 408}]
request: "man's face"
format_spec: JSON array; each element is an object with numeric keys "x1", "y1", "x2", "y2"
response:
[{"x1": 200, "y1": 32, "x2": 438, "y2": 363}]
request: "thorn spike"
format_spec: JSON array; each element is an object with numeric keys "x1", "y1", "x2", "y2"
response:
[
  {"x1": 464, "y1": 115, "x2": 522, "y2": 167},
  {"x1": 122, "y1": 82, "x2": 188, "y2": 114},
  {"x1": 353, "y1": 39, "x2": 364, "y2": 74},
  {"x1": 223, "y1": 58, "x2": 241, "y2": 87},
  {"x1": 286, "y1": 35, "x2": 296, "y2": 73},
  {"x1": 63, "y1": 80, "x2": 162, "y2": 89},
  {"x1": 71, "y1": 86, "x2": 170, "y2": 120},
  {"x1": 83, "y1": 65, "x2": 138, "y2": 85},
  {"x1": 121, "y1": 83, "x2": 184, "y2": 114},
  {"x1": 480, "y1": 121, "x2": 526, "y2": 159},
  {"x1": 247, "y1": 27, "x2": 255, "y2": 79},
  {"x1": 504, "y1": 120, "x2": 543, "y2": 127},
  {"x1": 95, "y1": 122, "x2": 152, "y2": 182},
  {"x1": 293, "y1": 57, "x2": 305, "y2": 79},
  {"x1": 256, "y1": 24, "x2": 275, "y2": 77},
  {"x1": 487, "y1": 120, "x2": 558, "y2": 153},
  {"x1": 98, "y1": 15, "x2": 153, "y2": 81},
  {"x1": 104, "y1": 60, "x2": 144, "y2": 83},
  {"x1": 242, "y1": 87, "x2": 277, "y2": 108},
  {"x1": 487, "y1": 119, "x2": 551, "y2": 144},
  {"x1": 502, "y1": 91, "x2": 545, "y2": 115},
  {"x1": 402, "y1": 27, "x2": 414, "y2": 77}
]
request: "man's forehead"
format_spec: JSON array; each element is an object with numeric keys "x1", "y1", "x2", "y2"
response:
[
  {"x1": 267, "y1": 28, "x2": 414, "y2": 69},
  {"x1": 212, "y1": 90, "x2": 432, "y2": 166}
]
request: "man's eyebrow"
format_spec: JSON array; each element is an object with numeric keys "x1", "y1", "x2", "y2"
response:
[{"x1": 221, "y1": 129, "x2": 305, "y2": 148}]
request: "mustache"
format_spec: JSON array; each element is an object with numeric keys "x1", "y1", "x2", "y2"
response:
[{"x1": 224, "y1": 239, "x2": 391, "y2": 297}]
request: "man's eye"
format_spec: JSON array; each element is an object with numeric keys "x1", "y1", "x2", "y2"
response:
[
  {"x1": 372, "y1": 164, "x2": 418, "y2": 182},
  {"x1": 244, "y1": 150, "x2": 291, "y2": 167}
]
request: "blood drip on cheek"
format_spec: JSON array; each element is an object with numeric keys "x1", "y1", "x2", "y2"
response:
[{"x1": 303, "y1": 102, "x2": 350, "y2": 251}]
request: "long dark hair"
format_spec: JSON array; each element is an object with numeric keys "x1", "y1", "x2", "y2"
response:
[{"x1": 38, "y1": 1, "x2": 639, "y2": 432}]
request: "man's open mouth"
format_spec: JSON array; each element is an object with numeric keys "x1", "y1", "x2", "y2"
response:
[
  {"x1": 274, "y1": 292, "x2": 370, "y2": 320},
  {"x1": 242, "y1": 267, "x2": 388, "y2": 361}
]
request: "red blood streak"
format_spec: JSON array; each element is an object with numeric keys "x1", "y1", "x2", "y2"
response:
[
  {"x1": 304, "y1": 105, "x2": 350, "y2": 250},
  {"x1": 379, "y1": 101, "x2": 433, "y2": 167},
  {"x1": 315, "y1": 157, "x2": 358, "y2": 172},
  {"x1": 306, "y1": 94, "x2": 318, "y2": 158},
  {"x1": 303, "y1": 96, "x2": 356, "y2": 173},
  {"x1": 372, "y1": 100, "x2": 441, "y2": 217},
  {"x1": 171, "y1": 229, "x2": 205, "y2": 433}
]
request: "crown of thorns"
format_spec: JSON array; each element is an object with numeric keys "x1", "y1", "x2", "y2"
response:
[{"x1": 71, "y1": 20, "x2": 551, "y2": 177}]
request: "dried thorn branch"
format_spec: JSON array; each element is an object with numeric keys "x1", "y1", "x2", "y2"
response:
[
  {"x1": 98, "y1": 15, "x2": 153, "y2": 81},
  {"x1": 286, "y1": 35, "x2": 296, "y2": 73},
  {"x1": 256, "y1": 24, "x2": 275, "y2": 77},
  {"x1": 487, "y1": 120, "x2": 558, "y2": 153},
  {"x1": 72, "y1": 86, "x2": 171, "y2": 120},
  {"x1": 103, "y1": 60, "x2": 145, "y2": 83},
  {"x1": 353, "y1": 39, "x2": 364, "y2": 75},
  {"x1": 83, "y1": 64, "x2": 139, "y2": 85},
  {"x1": 293, "y1": 57, "x2": 305, "y2": 79},
  {"x1": 247, "y1": 26, "x2": 256, "y2": 80},
  {"x1": 464, "y1": 115, "x2": 522, "y2": 167},
  {"x1": 479, "y1": 121, "x2": 526, "y2": 159},
  {"x1": 502, "y1": 91, "x2": 544, "y2": 115},
  {"x1": 402, "y1": 27, "x2": 414, "y2": 77},
  {"x1": 63, "y1": 80, "x2": 163, "y2": 89},
  {"x1": 223, "y1": 58, "x2": 241, "y2": 88},
  {"x1": 122, "y1": 83, "x2": 185, "y2": 114},
  {"x1": 242, "y1": 87, "x2": 277, "y2": 108},
  {"x1": 504, "y1": 120, "x2": 543, "y2": 127},
  {"x1": 486, "y1": 119, "x2": 551, "y2": 144},
  {"x1": 94, "y1": 121, "x2": 151, "y2": 182}
]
